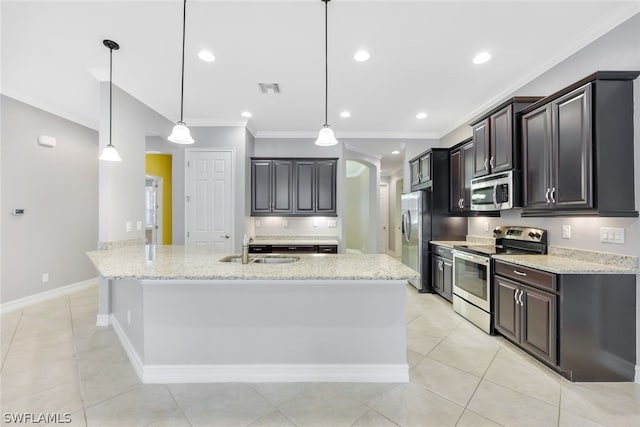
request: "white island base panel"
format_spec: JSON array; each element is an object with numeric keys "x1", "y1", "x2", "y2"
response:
[{"x1": 108, "y1": 279, "x2": 409, "y2": 384}]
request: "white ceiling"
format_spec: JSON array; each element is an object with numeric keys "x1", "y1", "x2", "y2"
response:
[{"x1": 2, "y1": 0, "x2": 638, "y2": 174}]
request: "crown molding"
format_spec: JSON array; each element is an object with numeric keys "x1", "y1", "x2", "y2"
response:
[
  {"x1": 254, "y1": 130, "x2": 440, "y2": 140},
  {"x1": 188, "y1": 118, "x2": 249, "y2": 127}
]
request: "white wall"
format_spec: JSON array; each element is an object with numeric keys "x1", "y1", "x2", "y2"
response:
[
  {"x1": 1, "y1": 96, "x2": 99, "y2": 303},
  {"x1": 99, "y1": 84, "x2": 172, "y2": 243}
]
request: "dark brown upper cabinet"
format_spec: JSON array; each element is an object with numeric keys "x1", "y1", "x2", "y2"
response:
[
  {"x1": 470, "y1": 97, "x2": 543, "y2": 178},
  {"x1": 522, "y1": 71, "x2": 639, "y2": 217},
  {"x1": 450, "y1": 138, "x2": 474, "y2": 212},
  {"x1": 251, "y1": 158, "x2": 337, "y2": 217},
  {"x1": 409, "y1": 151, "x2": 432, "y2": 190},
  {"x1": 251, "y1": 159, "x2": 293, "y2": 214}
]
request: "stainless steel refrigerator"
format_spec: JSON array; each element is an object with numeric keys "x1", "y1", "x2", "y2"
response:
[
  {"x1": 401, "y1": 191, "x2": 422, "y2": 290},
  {"x1": 402, "y1": 186, "x2": 467, "y2": 292}
]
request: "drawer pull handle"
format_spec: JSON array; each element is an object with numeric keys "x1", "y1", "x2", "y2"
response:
[{"x1": 513, "y1": 270, "x2": 527, "y2": 277}]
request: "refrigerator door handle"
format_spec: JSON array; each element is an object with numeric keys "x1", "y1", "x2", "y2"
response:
[{"x1": 405, "y1": 210, "x2": 412, "y2": 241}]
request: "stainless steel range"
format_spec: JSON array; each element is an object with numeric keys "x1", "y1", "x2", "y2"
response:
[{"x1": 451, "y1": 226, "x2": 547, "y2": 334}]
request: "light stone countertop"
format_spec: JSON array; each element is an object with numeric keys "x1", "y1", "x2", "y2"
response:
[
  {"x1": 492, "y1": 254, "x2": 637, "y2": 274},
  {"x1": 86, "y1": 245, "x2": 418, "y2": 281},
  {"x1": 429, "y1": 240, "x2": 468, "y2": 249}
]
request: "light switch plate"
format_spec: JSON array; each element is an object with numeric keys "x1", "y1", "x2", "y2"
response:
[
  {"x1": 561, "y1": 224, "x2": 571, "y2": 239},
  {"x1": 328, "y1": 220, "x2": 337, "y2": 228},
  {"x1": 126, "y1": 221, "x2": 132, "y2": 232},
  {"x1": 136, "y1": 221, "x2": 142, "y2": 231},
  {"x1": 600, "y1": 227, "x2": 625, "y2": 244}
]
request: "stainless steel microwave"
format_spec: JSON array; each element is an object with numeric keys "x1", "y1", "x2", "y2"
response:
[{"x1": 470, "y1": 170, "x2": 521, "y2": 211}]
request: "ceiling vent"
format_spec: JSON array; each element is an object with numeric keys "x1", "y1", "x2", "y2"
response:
[{"x1": 258, "y1": 83, "x2": 281, "y2": 95}]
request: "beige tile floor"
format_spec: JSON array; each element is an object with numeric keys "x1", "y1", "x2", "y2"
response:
[{"x1": 1, "y1": 283, "x2": 639, "y2": 426}]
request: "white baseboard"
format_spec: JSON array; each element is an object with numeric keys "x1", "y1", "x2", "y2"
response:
[
  {"x1": 142, "y1": 363, "x2": 410, "y2": 384},
  {"x1": 95, "y1": 314, "x2": 110, "y2": 327},
  {"x1": 110, "y1": 315, "x2": 144, "y2": 380},
  {"x1": 110, "y1": 314, "x2": 408, "y2": 384},
  {"x1": 0, "y1": 278, "x2": 98, "y2": 314}
]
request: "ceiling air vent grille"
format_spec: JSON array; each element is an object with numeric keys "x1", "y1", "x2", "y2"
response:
[{"x1": 258, "y1": 83, "x2": 281, "y2": 95}]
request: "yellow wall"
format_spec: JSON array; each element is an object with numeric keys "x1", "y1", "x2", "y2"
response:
[{"x1": 145, "y1": 154, "x2": 172, "y2": 244}]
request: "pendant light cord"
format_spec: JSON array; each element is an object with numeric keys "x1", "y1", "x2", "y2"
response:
[
  {"x1": 179, "y1": 0, "x2": 187, "y2": 123},
  {"x1": 324, "y1": 0, "x2": 328, "y2": 127},
  {"x1": 108, "y1": 45, "x2": 113, "y2": 148}
]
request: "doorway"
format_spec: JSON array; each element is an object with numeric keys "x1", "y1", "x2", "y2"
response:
[
  {"x1": 345, "y1": 160, "x2": 370, "y2": 254},
  {"x1": 145, "y1": 153, "x2": 173, "y2": 245},
  {"x1": 378, "y1": 183, "x2": 389, "y2": 254},
  {"x1": 145, "y1": 176, "x2": 162, "y2": 245}
]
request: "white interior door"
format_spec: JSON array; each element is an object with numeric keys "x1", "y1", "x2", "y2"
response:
[
  {"x1": 186, "y1": 150, "x2": 233, "y2": 251},
  {"x1": 378, "y1": 183, "x2": 389, "y2": 254}
]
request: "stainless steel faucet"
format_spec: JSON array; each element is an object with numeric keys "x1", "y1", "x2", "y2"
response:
[{"x1": 242, "y1": 234, "x2": 250, "y2": 264}]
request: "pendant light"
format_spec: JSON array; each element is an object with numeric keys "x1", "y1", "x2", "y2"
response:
[
  {"x1": 315, "y1": 0, "x2": 338, "y2": 146},
  {"x1": 168, "y1": 0, "x2": 195, "y2": 144},
  {"x1": 99, "y1": 39, "x2": 122, "y2": 162}
]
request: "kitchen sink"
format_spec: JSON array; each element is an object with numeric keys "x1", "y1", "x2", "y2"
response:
[
  {"x1": 218, "y1": 255, "x2": 299, "y2": 264},
  {"x1": 252, "y1": 256, "x2": 299, "y2": 264}
]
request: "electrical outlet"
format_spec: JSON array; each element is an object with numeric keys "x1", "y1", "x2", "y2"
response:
[
  {"x1": 600, "y1": 227, "x2": 625, "y2": 244},
  {"x1": 561, "y1": 224, "x2": 571, "y2": 239},
  {"x1": 282, "y1": 219, "x2": 289, "y2": 228},
  {"x1": 126, "y1": 221, "x2": 132, "y2": 232},
  {"x1": 313, "y1": 219, "x2": 319, "y2": 227},
  {"x1": 484, "y1": 221, "x2": 489, "y2": 232},
  {"x1": 127, "y1": 310, "x2": 131, "y2": 325},
  {"x1": 327, "y1": 220, "x2": 337, "y2": 228},
  {"x1": 42, "y1": 273, "x2": 49, "y2": 283}
]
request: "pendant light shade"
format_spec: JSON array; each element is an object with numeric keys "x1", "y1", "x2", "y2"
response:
[
  {"x1": 168, "y1": 122, "x2": 194, "y2": 144},
  {"x1": 315, "y1": 0, "x2": 338, "y2": 147},
  {"x1": 99, "y1": 145, "x2": 122, "y2": 162},
  {"x1": 100, "y1": 39, "x2": 122, "y2": 162},
  {"x1": 315, "y1": 125, "x2": 338, "y2": 146},
  {"x1": 169, "y1": 0, "x2": 195, "y2": 144}
]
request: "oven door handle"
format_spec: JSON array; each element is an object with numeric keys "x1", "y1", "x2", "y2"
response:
[{"x1": 453, "y1": 250, "x2": 489, "y2": 265}]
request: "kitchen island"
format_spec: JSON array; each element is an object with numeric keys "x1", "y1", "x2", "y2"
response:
[{"x1": 87, "y1": 245, "x2": 418, "y2": 384}]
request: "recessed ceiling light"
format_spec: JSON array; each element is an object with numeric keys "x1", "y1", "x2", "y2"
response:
[
  {"x1": 472, "y1": 51, "x2": 491, "y2": 65},
  {"x1": 392, "y1": 150, "x2": 400, "y2": 155},
  {"x1": 416, "y1": 112, "x2": 428, "y2": 119},
  {"x1": 354, "y1": 50, "x2": 370, "y2": 62},
  {"x1": 198, "y1": 50, "x2": 215, "y2": 62},
  {"x1": 340, "y1": 111, "x2": 351, "y2": 118},
  {"x1": 241, "y1": 111, "x2": 252, "y2": 118}
]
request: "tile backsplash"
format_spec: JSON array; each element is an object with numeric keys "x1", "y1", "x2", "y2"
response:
[{"x1": 248, "y1": 216, "x2": 340, "y2": 238}]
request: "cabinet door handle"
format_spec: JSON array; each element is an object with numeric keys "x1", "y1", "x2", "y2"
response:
[
  {"x1": 550, "y1": 187, "x2": 556, "y2": 204},
  {"x1": 438, "y1": 261, "x2": 444, "y2": 271},
  {"x1": 518, "y1": 289, "x2": 524, "y2": 306},
  {"x1": 417, "y1": 172, "x2": 422, "y2": 181},
  {"x1": 489, "y1": 156, "x2": 495, "y2": 168},
  {"x1": 513, "y1": 270, "x2": 527, "y2": 277},
  {"x1": 483, "y1": 158, "x2": 488, "y2": 170},
  {"x1": 545, "y1": 188, "x2": 551, "y2": 204},
  {"x1": 459, "y1": 198, "x2": 463, "y2": 209},
  {"x1": 514, "y1": 288, "x2": 519, "y2": 305}
]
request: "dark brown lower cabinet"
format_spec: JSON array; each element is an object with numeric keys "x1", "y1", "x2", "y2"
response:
[
  {"x1": 495, "y1": 275, "x2": 556, "y2": 365},
  {"x1": 494, "y1": 260, "x2": 636, "y2": 382},
  {"x1": 431, "y1": 245, "x2": 453, "y2": 302}
]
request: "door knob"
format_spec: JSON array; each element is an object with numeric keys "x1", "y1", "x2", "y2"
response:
[{"x1": 223, "y1": 235, "x2": 230, "y2": 239}]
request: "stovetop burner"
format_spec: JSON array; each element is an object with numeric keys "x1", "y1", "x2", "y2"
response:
[{"x1": 454, "y1": 226, "x2": 548, "y2": 257}]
